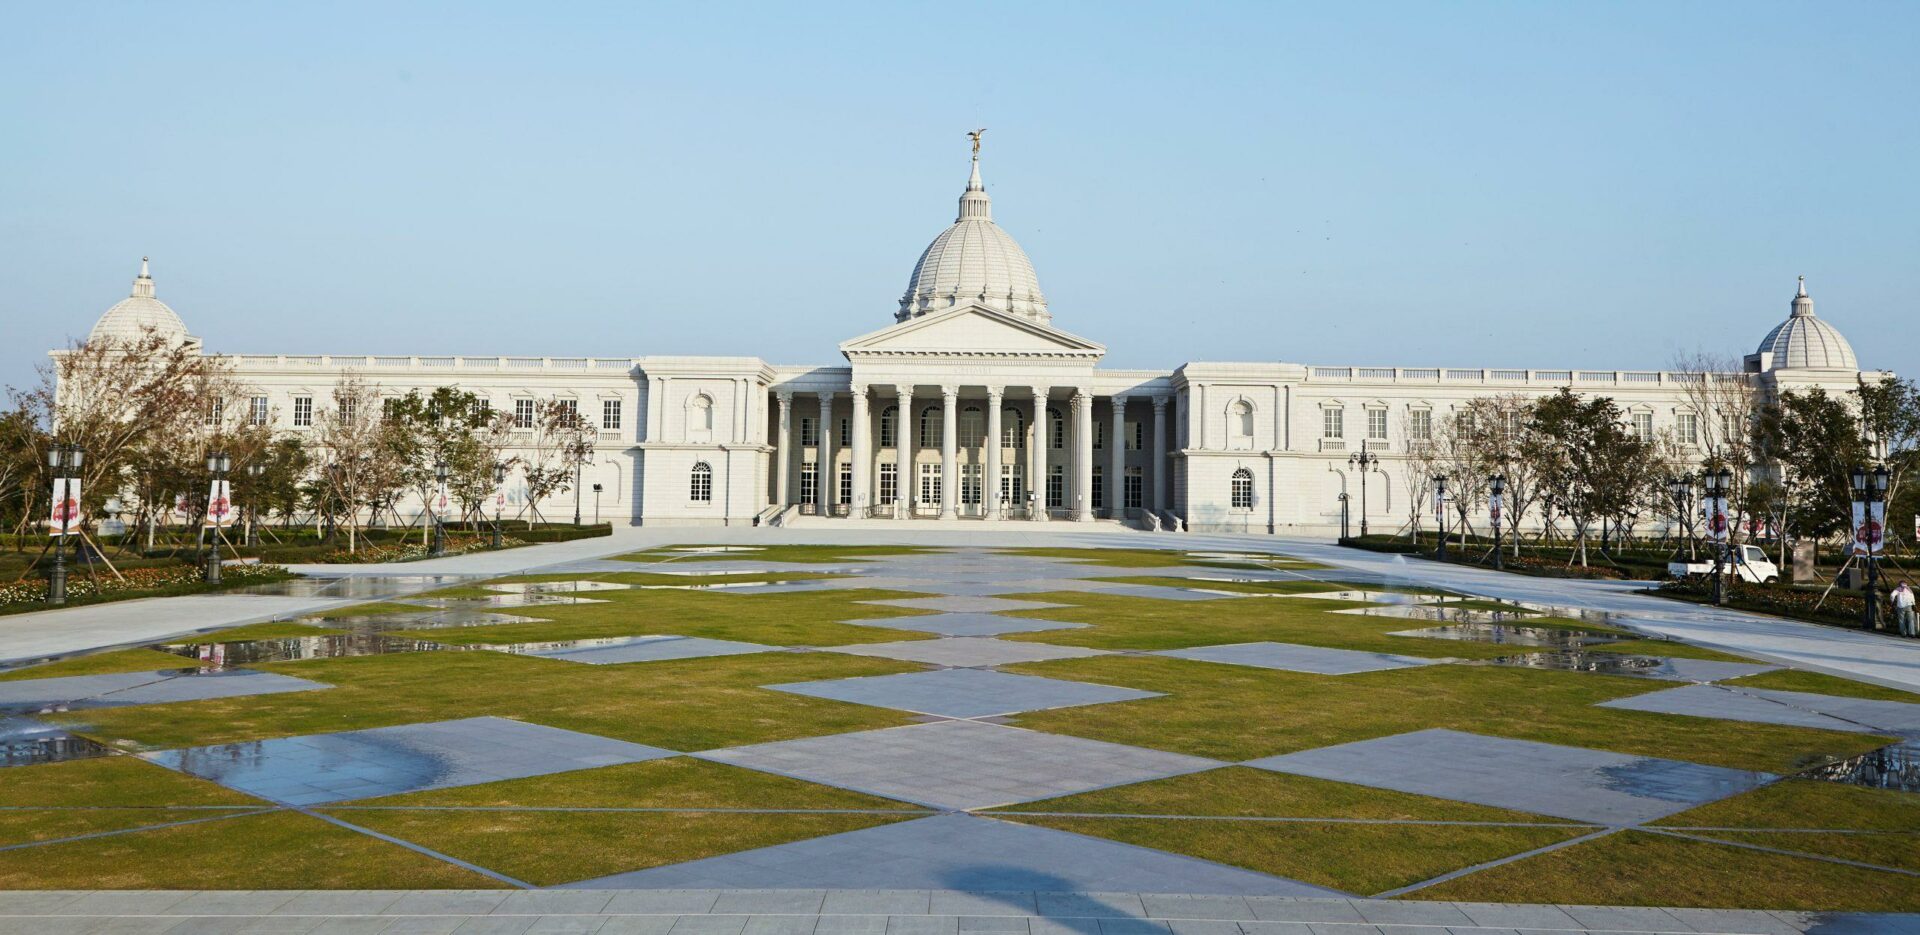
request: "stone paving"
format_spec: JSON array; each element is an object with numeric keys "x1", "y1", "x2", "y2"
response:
[
  {"x1": 7, "y1": 889, "x2": 1905, "y2": 935},
  {"x1": 143, "y1": 716, "x2": 676, "y2": 805},
  {"x1": 844, "y1": 613, "x2": 1087, "y2": 637},
  {"x1": 698, "y1": 720, "x2": 1222, "y2": 810},
  {"x1": 0, "y1": 668, "x2": 329, "y2": 712},
  {"x1": 1598, "y1": 684, "x2": 1920, "y2": 737},
  {"x1": 1152, "y1": 642, "x2": 1447, "y2": 676},
  {"x1": 1245, "y1": 728, "x2": 1775, "y2": 825},
  {"x1": 861, "y1": 597, "x2": 1072, "y2": 615},
  {"x1": 766, "y1": 669, "x2": 1161, "y2": 719},
  {"x1": 566, "y1": 814, "x2": 1343, "y2": 895},
  {"x1": 823, "y1": 637, "x2": 1108, "y2": 668}
]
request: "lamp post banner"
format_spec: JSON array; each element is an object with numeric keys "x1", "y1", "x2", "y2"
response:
[
  {"x1": 48, "y1": 478, "x2": 82, "y2": 536},
  {"x1": 204, "y1": 479, "x2": 234, "y2": 528},
  {"x1": 1489, "y1": 493, "x2": 1503, "y2": 527},
  {"x1": 1433, "y1": 491, "x2": 1445, "y2": 523},
  {"x1": 1707, "y1": 497, "x2": 1729, "y2": 544},
  {"x1": 434, "y1": 483, "x2": 452, "y2": 515},
  {"x1": 1852, "y1": 501, "x2": 1885, "y2": 558}
]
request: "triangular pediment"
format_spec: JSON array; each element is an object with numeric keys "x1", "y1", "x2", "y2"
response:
[{"x1": 840, "y1": 304, "x2": 1105, "y2": 359}]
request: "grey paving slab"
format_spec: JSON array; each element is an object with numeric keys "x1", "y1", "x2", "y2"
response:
[
  {"x1": 487, "y1": 636, "x2": 782, "y2": 665},
  {"x1": 562, "y1": 815, "x2": 1340, "y2": 895},
  {"x1": 1069, "y1": 585, "x2": 1243, "y2": 603},
  {"x1": 764, "y1": 669, "x2": 1160, "y2": 719},
  {"x1": 0, "y1": 669, "x2": 329, "y2": 713},
  {"x1": 1450, "y1": 903, "x2": 1583, "y2": 930},
  {"x1": 1136, "y1": 897, "x2": 1254, "y2": 921},
  {"x1": 1151, "y1": 643, "x2": 1445, "y2": 676},
  {"x1": 1244, "y1": 728, "x2": 1774, "y2": 824},
  {"x1": 821, "y1": 638, "x2": 1107, "y2": 669},
  {"x1": 861, "y1": 598, "x2": 1072, "y2": 615},
  {"x1": 1035, "y1": 895, "x2": 1148, "y2": 919},
  {"x1": 1598, "y1": 684, "x2": 1920, "y2": 736},
  {"x1": 1242, "y1": 899, "x2": 1365, "y2": 924},
  {"x1": 142, "y1": 716, "x2": 676, "y2": 805},
  {"x1": 698, "y1": 719, "x2": 1221, "y2": 810},
  {"x1": 845, "y1": 615, "x2": 1087, "y2": 638}
]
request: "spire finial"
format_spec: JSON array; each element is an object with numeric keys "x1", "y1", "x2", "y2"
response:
[
  {"x1": 139, "y1": 256, "x2": 150, "y2": 279},
  {"x1": 1797, "y1": 274, "x2": 1806, "y2": 297}
]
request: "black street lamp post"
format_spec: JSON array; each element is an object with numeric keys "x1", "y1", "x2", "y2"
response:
[
  {"x1": 432, "y1": 459, "x2": 449, "y2": 557},
  {"x1": 491, "y1": 462, "x2": 506, "y2": 550},
  {"x1": 1851, "y1": 464, "x2": 1892, "y2": 630},
  {"x1": 1490, "y1": 474, "x2": 1507, "y2": 571},
  {"x1": 1433, "y1": 474, "x2": 1449, "y2": 561},
  {"x1": 1668, "y1": 473, "x2": 1696, "y2": 561},
  {"x1": 1348, "y1": 446, "x2": 1377, "y2": 538},
  {"x1": 45, "y1": 443, "x2": 85, "y2": 606},
  {"x1": 204, "y1": 450, "x2": 231, "y2": 584},
  {"x1": 1703, "y1": 467, "x2": 1732, "y2": 606}
]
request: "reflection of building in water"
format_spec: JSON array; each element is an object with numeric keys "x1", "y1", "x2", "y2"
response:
[
  {"x1": 65, "y1": 145, "x2": 1889, "y2": 534},
  {"x1": 165, "y1": 634, "x2": 442, "y2": 666},
  {"x1": 1800, "y1": 741, "x2": 1920, "y2": 793}
]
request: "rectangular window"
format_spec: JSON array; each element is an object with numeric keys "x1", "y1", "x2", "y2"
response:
[
  {"x1": 1504, "y1": 411, "x2": 1522, "y2": 439},
  {"x1": 1092, "y1": 466, "x2": 1104, "y2": 510},
  {"x1": 1124, "y1": 467, "x2": 1143, "y2": 509},
  {"x1": 248, "y1": 396, "x2": 269, "y2": 426},
  {"x1": 556, "y1": 399, "x2": 579, "y2": 426},
  {"x1": 838, "y1": 464, "x2": 852, "y2": 505},
  {"x1": 1723, "y1": 413, "x2": 1742, "y2": 442},
  {"x1": 1094, "y1": 421, "x2": 1104, "y2": 450},
  {"x1": 879, "y1": 410, "x2": 896, "y2": 448},
  {"x1": 1046, "y1": 465, "x2": 1064, "y2": 508},
  {"x1": 514, "y1": 398, "x2": 536, "y2": 429},
  {"x1": 602, "y1": 399, "x2": 623, "y2": 430},
  {"x1": 800, "y1": 417, "x2": 817, "y2": 447},
  {"x1": 961, "y1": 463, "x2": 982, "y2": 505},
  {"x1": 1631, "y1": 412, "x2": 1654, "y2": 442},
  {"x1": 799, "y1": 462, "x2": 817, "y2": 505},
  {"x1": 1125, "y1": 421, "x2": 1141, "y2": 451},
  {"x1": 203, "y1": 398, "x2": 223, "y2": 427},
  {"x1": 339, "y1": 398, "x2": 357, "y2": 425},
  {"x1": 1409, "y1": 410, "x2": 1431, "y2": 440},
  {"x1": 1050, "y1": 412, "x2": 1065, "y2": 449},
  {"x1": 1677, "y1": 412, "x2": 1698, "y2": 444},
  {"x1": 1000, "y1": 464, "x2": 1024, "y2": 504},
  {"x1": 879, "y1": 463, "x2": 898, "y2": 505},
  {"x1": 1322, "y1": 408, "x2": 1343, "y2": 439},
  {"x1": 918, "y1": 462, "x2": 942, "y2": 505},
  {"x1": 292, "y1": 396, "x2": 313, "y2": 428},
  {"x1": 839, "y1": 418, "x2": 851, "y2": 448},
  {"x1": 1367, "y1": 409, "x2": 1387, "y2": 441}
]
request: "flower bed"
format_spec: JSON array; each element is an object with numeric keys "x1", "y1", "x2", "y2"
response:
[
  {"x1": 1653, "y1": 577, "x2": 1877, "y2": 630},
  {"x1": 0, "y1": 561, "x2": 291, "y2": 609},
  {"x1": 302, "y1": 534, "x2": 525, "y2": 564}
]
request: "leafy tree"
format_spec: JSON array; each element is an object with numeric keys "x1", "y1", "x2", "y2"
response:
[
  {"x1": 1525, "y1": 388, "x2": 1657, "y2": 566},
  {"x1": 1752, "y1": 388, "x2": 1870, "y2": 540}
]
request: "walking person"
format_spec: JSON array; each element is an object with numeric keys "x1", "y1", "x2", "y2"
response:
[{"x1": 1894, "y1": 582, "x2": 1917, "y2": 638}]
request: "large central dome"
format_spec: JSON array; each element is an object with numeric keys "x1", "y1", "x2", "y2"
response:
[{"x1": 896, "y1": 151, "x2": 1049, "y2": 323}]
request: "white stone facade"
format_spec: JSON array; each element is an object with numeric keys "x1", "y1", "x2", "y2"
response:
[{"x1": 65, "y1": 153, "x2": 1885, "y2": 536}]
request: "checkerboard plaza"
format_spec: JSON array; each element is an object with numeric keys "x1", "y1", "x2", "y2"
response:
[{"x1": 70, "y1": 151, "x2": 1882, "y2": 535}]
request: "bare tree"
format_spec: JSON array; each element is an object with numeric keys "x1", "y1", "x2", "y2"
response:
[
  {"x1": 309, "y1": 375, "x2": 402, "y2": 553},
  {"x1": 519, "y1": 399, "x2": 595, "y2": 528}
]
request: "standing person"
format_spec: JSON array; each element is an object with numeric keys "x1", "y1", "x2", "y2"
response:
[{"x1": 1894, "y1": 582, "x2": 1917, "y2": 638}]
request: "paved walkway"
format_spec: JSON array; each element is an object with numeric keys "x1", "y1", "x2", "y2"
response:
[{"x1": 1, "y1": 889, "x2": 1912, "y2": 935}]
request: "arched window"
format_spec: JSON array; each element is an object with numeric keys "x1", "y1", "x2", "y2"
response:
[
  {"x1": 690, "y1": 394, "x2": 714, "y2": 431},
  {"x1": 959, "y1": 407, "x2": 984, "y2": 447},
  {"x1": 1048, "y1": 408, "x2": 1065, "y2": 449},
  {"x1": 1230, "y1": 468, "x2": 1254, "y2": 510},
  {"x1": 1002, "y1": 408, "x2": 1025, "y2": 448},
  {"x1": 690, "y1": 462, "x2": 713, "y2": 502},
  {"x1": 1229, "y1": 400, "x2": 1254, "y2": 449},
  {"x1": 879, "y1": 406, "x2": 898, "y2": 448},
  {"x1": 919, "y1": 407, "x2": 941, "y2": 447}
]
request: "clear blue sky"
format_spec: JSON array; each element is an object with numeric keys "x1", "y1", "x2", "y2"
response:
[{"x1": 4, "y1": 2, "x2": 1915, "y2": 393}]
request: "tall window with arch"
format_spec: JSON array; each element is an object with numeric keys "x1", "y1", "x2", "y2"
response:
[
  {"x1": 1001, "y1": 408, "x2": 1025, "y2": 448},
  {"x1": 879, "y1": 407, "x2": 898, "y2": 448},
  {"x1": 959, "y1": 407, "x2": 985, "y2": 447},
  {"x1": 690, "y1": 462, "x2": 713, "y2": 502},
  {"x1": 1048, "y1": 408, "x2": 1065, "y2": 449},
  {"x1": 1231, "y1": 467, "x2": 1254, "y2": 510},
  {"x1": 919, "y1": 407, "x2": 941, "y2": 447},
  {"x1": 1229, "y1": 400, "x2": 1254, "y2": 449}
]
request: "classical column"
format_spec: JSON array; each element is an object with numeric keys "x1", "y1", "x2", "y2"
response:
[
  {"x1": 1073, "y1": 389, "x2": 1094, "y2": 522},
  {"x1": 1151, "y1": 395, "x2": 1169, "y2": 514},
  {"x1": 816, "y1": 392, "x2": 834, "y2": 515},
  {"x1": 984, "y1": 387, "x2": 1004, "y2": 521},
  {"x1": 939, "y1": 386, "x2": 959, "y2": 520},
  {"x1": 850, "y1": 385, "x2": 870, "y2": 518},
  {"x1": 1109, "y1": 395, "x2": 1128, "y2": 519},
  {"x1": 1031, "y1": 387, "x2": 1050, "y2": 521},
  {"x1": 1193, "y1": 383, "x2": 1207, "y2": 450},
  {"x1": 895, "y1": 386, "x2": 913, "y2": 519},
  {"x1": 775, "y1": 391, "x2": 793, "y2": 507}
]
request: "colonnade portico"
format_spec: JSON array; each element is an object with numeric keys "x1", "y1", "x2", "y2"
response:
[{"x1": 767, "y1": 383, "x2": 1170, "y2": 522}]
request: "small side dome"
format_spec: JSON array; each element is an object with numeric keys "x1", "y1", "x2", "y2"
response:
[
  {"x1": 1754, "y1": 276, "x2": 1857, "y2": 371},
  {"x1": 88, "y1": 257, "x2": 195, "y2": 346}
]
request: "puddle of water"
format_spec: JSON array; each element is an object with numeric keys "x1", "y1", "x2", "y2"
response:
[
  {"x1": 308, "y1": 611, "x2": 547, "y2": 632},
  {"x1": 1390, "y1": 623, "x2": 1622, "y2": 648},
  {"x1": 1, "y1": 717, "x2": 114, "y2": 767},
  {"x1": 157, "y1": 634, "x2": 445, "y2": 666},
  {"x1": 482, "y1": 581, "x2": 633, "y2": 594},
  {"x1": 233, "y1": 575, "x2": 464, "y2": 599},
  {"x1": 631, "y1": 580, "x2": 814, "y2": 591},
  {"x1": 669, "y1": 546, "x2": 764, "y2": 553},
  {"x1": 1477, "y1": 651, "x2": 1680, "y2": 677},
  {"x1": 1799, "y1": 741, "x2": 1920, "y2": 793},
  {"x1": 401, "y1": 594, "x2": 609, "y2": 609},
  {"x1": 1262, "y1": 589, "x2": 1443, "y2": 604},
  {"x1": 1334, "y1": 605, "x2": 1536, "y2": 623}
]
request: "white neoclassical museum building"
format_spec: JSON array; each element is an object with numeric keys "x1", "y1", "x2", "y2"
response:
[{"x1": 73, "y1": 148, "x2": 1881, "y2": 535}]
